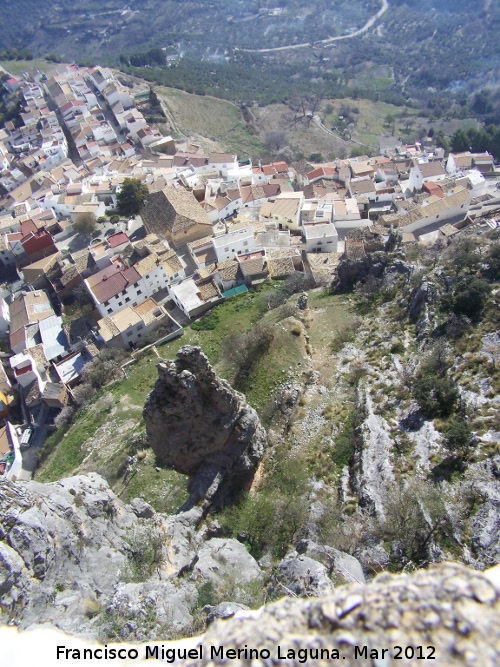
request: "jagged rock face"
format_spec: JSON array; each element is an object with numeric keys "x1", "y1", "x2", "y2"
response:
[
  {"x1": 351, "y1": 390, "x2": 394, "y2": 521},
  {"x1": 143, "y1": 346, "x2": 266, "y2": 490},
  {"x1": 273, "y1": 553, "x2": 336, "y2": 597},
  {"x1": 0, "y1": 474, "x2": 207, "y2": 639},
  {"x1": 0, "y1": 472, "x2": 266, "y2": 640},
  {"x1": 334, "y1": 251, "x2": 411, "y2": 292},
  {"x1": 468, "y1": 456, "x2": 500, "y2": 568},
  {"x1": 6, "y1": 562, "x2": 499, "y2": 666}
]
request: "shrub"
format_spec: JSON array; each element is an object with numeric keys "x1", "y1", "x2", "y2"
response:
[
  {"x1": 483, "y1": 243, "x2": 500, "y2": 280},
  {"x1": 380, "y1": 481, "x2": 449, "y2": 567},
  {"x1": 413, "y1": 374, "x2": 458, "y2": 419},
  {"x1": 450, "y1": 277, "x2": 490, "y2": 320},
  {"x1": 191, "y1": 309, "x2": 219, "y2": 331},
  {"x1": 53, "y1": 406, "x2": 75, "y2": 429},
  {"x1": 72, "y1": 383, "x2": 96, "y2": 406},
  {"x1": 125, "y1": 524, "x2": 166, "y2": 581},
  {"x1": 444, "y1": 417, "x2": 472, "y2": 454},
  {"x1": 330, "y1": 322, "x2": 356, "y2": 352}
]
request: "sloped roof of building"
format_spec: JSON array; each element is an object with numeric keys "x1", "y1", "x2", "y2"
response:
[
  {"x1": 142, "y1": 187, "x2": 212, "y2": 234},
  {"x1": 419, "y1": 161, "x2": 446, "y2": 178},
  {"x1": 380, "y1": 188, "x2": 471, "y2": 228},
  {"x1": 87, "y1": 264, "x2": 141, "y2": 303},
  {"x1": 450, "y1": 152, "x2": 473, "y2": 169},
  {"x1": 107, "y1": 232, "x2": 129, "y2": 248},
  {"x1": 267, "y1": 255, "x2": 296, "y2": 278}
]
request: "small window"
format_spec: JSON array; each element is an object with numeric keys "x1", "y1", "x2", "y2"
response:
[
  {"x1": 137, "y1": 290, "x2": 142, "y2": 295},
  {"x1": 126, "y1": 331, "x2": 133, "y2": 337},
  {"x1": 107, "y1": 308, "x2": 112, "y2": 314},
  {"x1": 117, "y1": 301, "x2": 123, "y2": 306},
  {"x1": 243, "y1": 241, "x2": 248, "y2": 246},
  {"x1": 125, "y1": 297, "x2": 130, "y2": 303},
  {"x1": 133, "y1": 282, "x2": 139, "y2": 287},
  {"x1": 137, "y1": 324, "x2": 143, "y2": 330},
  {"x1": 104, "y1": 300, "x2": 109, "y2": 306}
]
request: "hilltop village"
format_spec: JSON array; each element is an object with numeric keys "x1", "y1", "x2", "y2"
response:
[{"x1": 0, "y1": 62, "x2": 499, "y2": 480}]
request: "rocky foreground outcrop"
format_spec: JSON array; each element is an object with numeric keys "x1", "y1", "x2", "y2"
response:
[
  {"x1": 0, "y1": 473, "x2": 263, "y2": 640},
  {"x1": 4, "y1": 562, "x2": 500, "y2": 665},
  {"x1": 143, "y1": 346, "x2": 267, "y2": 507}
]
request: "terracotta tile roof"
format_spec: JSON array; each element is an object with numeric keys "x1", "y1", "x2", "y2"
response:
[
  {"x1": 134, "y1": 252, "x2": 160, "y2": 277},
  {"x1": 450, "y1": 152, "x2": 473, "y2": 169},
  {"x1": 107, "y1": 232, "x2": 129, "y2": 248},
  {"x1": 196, "y1": 278, "x2": 221, "y2": 301},
  {"x1": 419, "y1": 161, "x2": 446, "y2": 178},
  {"x1": 88, "y1": 264, "x2": 141, "y2": 303},
  {"x1": 380, "y1": 188, "x2": 471, "y2": 229},
  {"x1": 268, "y1": 256, "x2": 295, "y2": 278},
  {"x1": 142, "y1": 187, "x2": 212, "y2": 236},
  {"x1": 209, "y1": 153, "x2": 236, "y2": 163},
  {"x1": 216, "y1": 259, "x2": 241, "y2": 281},
  {"x1": 162, "y1": 249, "x2": 183, "y2": 276}
]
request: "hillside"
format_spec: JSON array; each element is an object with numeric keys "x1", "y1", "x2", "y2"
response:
[
  {"x1": 35, "y1": 223, "x2": 500, "y2": 578},
  {"x1": 2, "y1": 1, "x2": 499, "y2": 112}
]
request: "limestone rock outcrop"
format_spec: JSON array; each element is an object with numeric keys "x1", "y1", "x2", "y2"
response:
[
  {"x1": 0, "y1": 472, "x2": 264, "y2": 640},
  {"x1": 4, "y1": 562, "x2": 500, "y2": 665},
  {"x1": 0, "y1": 473, "x2": 201, "y2": 639},
  {"x1": 143, "y1": 346, "x2": 267, "y2": 505}
]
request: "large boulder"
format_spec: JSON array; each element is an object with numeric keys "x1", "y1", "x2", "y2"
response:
[
  {"x1": 274, "y1": 553, "x2": 335, "y2": 597},
  {"x1": 143, "y1": 346, "x2": 267, "y2": 504}
]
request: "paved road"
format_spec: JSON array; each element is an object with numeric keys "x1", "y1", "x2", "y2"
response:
[
  {"x1": 240, "y1": 0, "x2": 389, "y2": 53},
  {"x1": 18, "y1": 424, "x2": 47, "y2": 481}
]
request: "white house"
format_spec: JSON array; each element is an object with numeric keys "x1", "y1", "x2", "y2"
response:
[
  {"x1": 381, "y1": 188, "x2": 472, "y2": 235},
  {"x1": 303, "y1": 222, "x2": 339, "y2": 253},
  {"x1": 169, "y1": 277, "x2": 223, "y2": 319},
  {"x1": 208, "y1": 153, "x2": 238, "y2": 177},
  {"x1": 211, "y1": 225, "x2": 255, "y2": 263},
  {"x1": 259, "y1": 192, "x2": 303, "y2": 231}
]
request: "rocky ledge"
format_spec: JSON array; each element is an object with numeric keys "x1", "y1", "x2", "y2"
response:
[{"x1": 3, "y1": 562, "x2": 500, "y2": 666}]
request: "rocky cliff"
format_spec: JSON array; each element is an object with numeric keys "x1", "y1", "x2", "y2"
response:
[
  {"x1": 3, "y1": 562, "x2": 500, "y2": 665},
  {"x1": 143, "y1": 346, "x2": 267, "y2": 507},
  {"x1": 0, "y1": 473, "x2": 265, "y2": 640}
]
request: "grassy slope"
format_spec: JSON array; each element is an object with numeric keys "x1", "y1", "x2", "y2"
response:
[
  {"x1": 0, "y1": 59, "x2": 53, "y2": 76},
  {"x1": 157, "y1": 86, "x2": 264, "y2": 157},
  {"x1": 34, "y1": 285, "x2": 354, "y2": 510}
]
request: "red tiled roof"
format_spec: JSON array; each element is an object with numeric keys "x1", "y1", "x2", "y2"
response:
[
  {"x1": 89, "y1": 265, "x2": 140, "y2": 303},
  {"x1": 307, "y1": 166, "x2": 338, "y2": 181},
  {"x1": 107, "y1": 232, "x2": 129, "y2": 248},
  {"x1": 423, "y1": 182, "x2": 445, "y2": 198}
]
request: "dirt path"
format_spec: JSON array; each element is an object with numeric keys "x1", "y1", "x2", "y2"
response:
[{"x1": 240, "y1": 0, "x2": 389, "y2": 54}]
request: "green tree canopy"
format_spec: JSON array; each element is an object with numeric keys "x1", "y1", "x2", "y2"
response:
[
  {"x1": 116, "y1": 178, "x2": 149, "y2": 217},
  {"x1": 73, "y1": 213, "x2": 96, "y2": 238}
]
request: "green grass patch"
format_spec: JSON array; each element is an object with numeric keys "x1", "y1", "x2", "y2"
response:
[
  {"x1": 36, "y1": 406, "x2": 109, "y2": 483},
  {"x1": 157, "y1": 86, "x2": 264, "y2": 156},
  {"x1": 119, "y1": 450, "x2": 188, "y2": 514},
  {"x1": 243, "y1": 318, "x2": 306, "y2": 419},
  {"x1": 0, "y1": 58, "x2": 53, "y2": 76}
]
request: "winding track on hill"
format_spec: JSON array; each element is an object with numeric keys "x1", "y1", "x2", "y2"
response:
[{"x1": 239, "y1": 0, "x2": 389, "y2": 54}]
